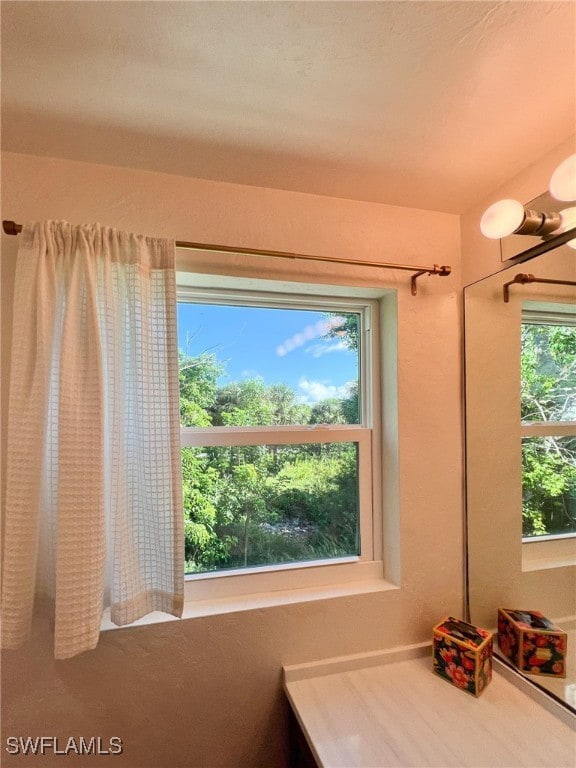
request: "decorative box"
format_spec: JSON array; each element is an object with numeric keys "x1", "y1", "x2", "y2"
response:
[
  {"x1": 497, "y1": 608, "x2": 566, "y2": 678},
  {"x1": 433, "y1": 616, "x2": 493, "y2": 696}
]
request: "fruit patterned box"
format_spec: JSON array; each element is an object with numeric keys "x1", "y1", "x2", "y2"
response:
[
  {"x1": 433, "y1": 617, "x2": 493, "y2": 696},
  {"x1": 497, "y1": 608, "x2": 566, "y2": 678}
]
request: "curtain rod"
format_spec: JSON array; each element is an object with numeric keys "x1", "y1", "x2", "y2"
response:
[
  {"x1": 2, "y1": 220, "x2": 451, "y2": 296},
  {"x1": 503, "y1": 272, "x2": 576, "y2": 303}
]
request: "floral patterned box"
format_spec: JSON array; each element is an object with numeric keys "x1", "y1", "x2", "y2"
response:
[
  {"x1": 432, "y1": 617, "x2": 493, "y2": 696},
  {"x1": 497, "y1": 609, "x2": 566, "y2": 678}
]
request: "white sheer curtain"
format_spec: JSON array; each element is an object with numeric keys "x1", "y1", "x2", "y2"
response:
[{"x1": 1, "y1": 220, "x2": 184, "y2": 659}]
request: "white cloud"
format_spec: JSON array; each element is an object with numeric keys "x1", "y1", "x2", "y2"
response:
[
  {"x1": 297, "y1": 377, "x2": 352, "y2": 404},
  {"x1": 305, "y1": 340, "x2": 348, "y2": 358},
  {"x1": 276, "y1": 316, "x2": 344, "y2": 357}
]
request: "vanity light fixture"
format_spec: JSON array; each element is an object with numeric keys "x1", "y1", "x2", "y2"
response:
[
  {"x1": 480, "y1": 153, "x2": 576, "y2": 249},
  {"x1": 480, "y1": 199, "x2": 561, "y2": 239}
]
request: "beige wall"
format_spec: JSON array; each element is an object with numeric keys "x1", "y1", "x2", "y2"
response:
[{"x1": 1, "y1": 152, "x2": 462, "y2": 768}]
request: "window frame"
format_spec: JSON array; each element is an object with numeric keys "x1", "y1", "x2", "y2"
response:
[{"x1": 176, "y1": 283, "x2": 385, "y2": 601}]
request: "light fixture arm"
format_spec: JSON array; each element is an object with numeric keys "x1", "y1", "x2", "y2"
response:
[{"x1": 512, "y1": 208, "x2": 562, "y2": 237}]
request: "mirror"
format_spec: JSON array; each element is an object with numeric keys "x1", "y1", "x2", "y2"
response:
[{"x1": 465, "y1": 196, "x2": 576, "y2": 712}]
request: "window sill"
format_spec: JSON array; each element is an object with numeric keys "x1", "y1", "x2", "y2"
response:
[
  {"x1": 180, "y1": 574, "x2": 397, "y2": 619},
  {"x1": 522, "y1": 535, "x2": 576, "y2": 572},
  {"x1": 100, "y1": 566, "x2": 396, "y2": 631}
]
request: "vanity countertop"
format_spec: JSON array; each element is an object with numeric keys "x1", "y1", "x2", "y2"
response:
[{"x1": 284, "y1": 646, "x2": 576, "y2": 768}]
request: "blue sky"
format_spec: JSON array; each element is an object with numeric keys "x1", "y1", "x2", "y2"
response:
[{"x1": 177, "y1": 303, "x2": 358, "y2": 404}]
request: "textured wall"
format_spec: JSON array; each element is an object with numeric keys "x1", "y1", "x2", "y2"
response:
[{"x1": 1, "y1": 152, "x2": 462, "y2": 768}]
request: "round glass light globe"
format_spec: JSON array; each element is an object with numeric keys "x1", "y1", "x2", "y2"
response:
[
  {"x1": 480, "y1": 199, "x2": 525, "y2": 239},
  {"x1": 560, "y1": 207, "x2": 576, "y2": 249},
  {"x1": 550, "y1": 154, "x2": 576, "y2": 202}
]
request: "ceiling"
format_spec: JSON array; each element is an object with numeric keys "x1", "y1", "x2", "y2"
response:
[{"x1": 1, "y1": 1, "x2": 575, "y2": 214}]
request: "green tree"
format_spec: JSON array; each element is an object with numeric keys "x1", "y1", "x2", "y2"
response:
[
  {"x1": 521, "y1": 324, "x2": 576, "y2": 422},
  {"x1": 267, "y1": 383, "x2": 311, "y2": 425},
  {"x1": 182, "y1": 447, "x2": 225, "y2": 570},
  {"x1": 310, "y1": 397, "x2": 346, "y2": 424},
  {"x1": 323, "y1": 313, "x2": 360, "y2": 423},
  {"x1": 179, "y1": 351, "x2": 222, "y2": 427},
  {"x1": 264, "y1": 446, "x2": 358, "y2": 557},
  {"x1": 324, "y1": 313, "x2": 359, "y2": 351},
  {"x1": 216, "y1": 463, "x2": 271, "y2": 567},
  {"x1": 212, "y1": 378, "x2": 274, "y2": 426},
  {"x1": 522, "y1": 438, "x2": 576, "y2": 536}
]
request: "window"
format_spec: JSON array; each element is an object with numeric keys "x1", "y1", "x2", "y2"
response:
[
  {"x1": 177, "y1": 283, "x2": 383, "y2": 599},
  {"x1": 521, "y1": 307, "x2": 576, "y2": 540}
]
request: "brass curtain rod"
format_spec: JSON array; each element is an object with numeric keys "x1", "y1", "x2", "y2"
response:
[
  {"x1": 503, "y1": 272, "x2": 576, "y2": 303},
  {"x1": 2, "y1": 220, "x2": 451, "y2": 295}
]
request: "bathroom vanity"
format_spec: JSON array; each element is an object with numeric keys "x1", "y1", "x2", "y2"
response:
[{"x1": 284, "y1": 645, "x2": 576, "y2": 768}]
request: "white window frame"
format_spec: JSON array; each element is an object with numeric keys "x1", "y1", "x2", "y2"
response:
[
  {"x1": 521, "y1": 305, "x2": 576, "y2": 557},
  {"x1": 177, "y1": 281, "x2": 385, "y2": 603}
]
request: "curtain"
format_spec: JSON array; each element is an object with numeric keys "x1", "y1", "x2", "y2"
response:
[{"x1": 1, "y1": 220, "x2": 184, "y2": 659}]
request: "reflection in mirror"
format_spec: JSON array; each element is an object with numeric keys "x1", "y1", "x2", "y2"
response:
[
  {"x1": 521, "y1": 305, "x2": 576, "y2": 539},
  {"x1": 465, "y1": 239, "x2": 576, "y2": 712}
]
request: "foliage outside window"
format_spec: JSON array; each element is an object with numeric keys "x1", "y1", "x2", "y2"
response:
[
  {"x1": 521, "y1": 311, "x2": 576, "y2": 538},
  {"x1": 177, "y1": 291, "x2": 378, "y2": 575}
]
